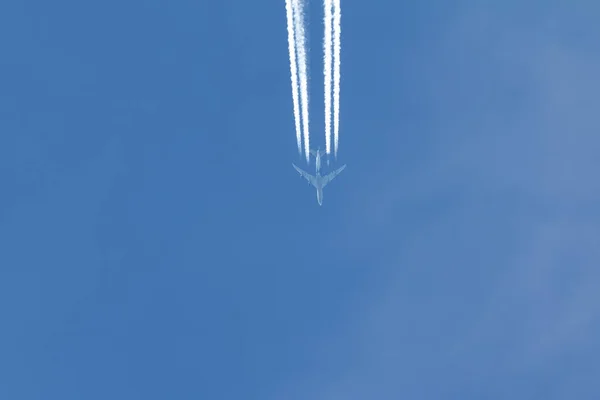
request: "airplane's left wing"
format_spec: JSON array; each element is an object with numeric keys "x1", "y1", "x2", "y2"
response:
[
  {"x1": 292, "y1": 163, "x2": 317, "y2": 187},
  {"x1": 322, "y1": 164, "x2": 346, "y2": 187}
]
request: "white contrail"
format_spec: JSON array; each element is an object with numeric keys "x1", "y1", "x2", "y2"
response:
[
  {"x1": 284, "y1": 0, "x2": 302, "y2": 155},
  {"x1": 323, "y1": 0, "x2": 333, "y2": 156},
  {"x1": 333, "y1": 0, "x2": 341, "y2": 158},
  {"x1": 293, "y1": 0, "x2": 311, "y2": 163}
]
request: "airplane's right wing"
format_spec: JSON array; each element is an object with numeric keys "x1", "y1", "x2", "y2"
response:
[
  {"x1": 322, "y1": 164, "x2": 346, "y2": 187},
  {"x1": 292, "y1": 163, "x2": 317, "y2": 187}
]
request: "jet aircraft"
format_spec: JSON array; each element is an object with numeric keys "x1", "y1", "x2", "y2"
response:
[{"x1": 292, "y1": 163, "x2": 346, "y2": 206}]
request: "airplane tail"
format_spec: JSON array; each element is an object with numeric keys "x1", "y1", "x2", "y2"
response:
[{"x1": 310, "y1": 148, "x2": 325, "y2": 157}]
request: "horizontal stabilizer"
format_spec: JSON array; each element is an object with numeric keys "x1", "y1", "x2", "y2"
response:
[{"x1": 310, "y1": 148, "x2": 326, "y2": 157}]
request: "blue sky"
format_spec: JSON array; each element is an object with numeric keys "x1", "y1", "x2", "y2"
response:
[{"x1": 1, "y1": 1, "x2": 599, "y2": 399}]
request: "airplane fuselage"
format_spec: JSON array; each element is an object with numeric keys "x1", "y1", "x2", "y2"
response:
[
  {"x1": 311, "y1": 147, "x2": 325, "y2": 173},
  {"x1": 313, "y1": 151, "x2": 323, "y2": 205},
  {"x1": 314, "y1": 173, "x2": 324, "y2": 205},
  {"x1": 315, "y1": 152, "x2": 321, "y2": 172}
]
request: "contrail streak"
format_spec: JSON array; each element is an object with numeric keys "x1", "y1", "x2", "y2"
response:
[
  {"x1": 293, "y1": 0, "x2": 311, "y2": 163},
  {"x1": 323, "y1": 0, "x2": 333, "y2": 156},
  {"x1": 333, "y1": 0, "x2": 341, "y2": 158},
  {"x1": 284, "y1": 0, "x2": 302, "y2": 155}
]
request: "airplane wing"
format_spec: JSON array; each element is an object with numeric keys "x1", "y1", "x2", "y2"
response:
[
  {"x1": 292, "y1": 163, "x2": 317, "y2": 187},
  {"x1": 321, "y1": 164, "x2": 346, "y2": 188}
]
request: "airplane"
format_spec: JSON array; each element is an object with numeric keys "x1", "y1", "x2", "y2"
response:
[
  {"x1": 292, "y1": 163, "x2": 346, "y2": 206},
  {"x1": 310, "y1": 147, "x2": 327, "y2": 171}
]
